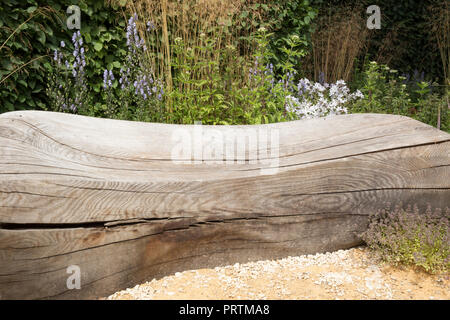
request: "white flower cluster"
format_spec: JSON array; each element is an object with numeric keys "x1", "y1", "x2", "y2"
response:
[{"x1": 286, "y1": 79, "x2": 364, "y2": 119}]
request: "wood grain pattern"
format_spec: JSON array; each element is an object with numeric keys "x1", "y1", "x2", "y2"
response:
[{"x1": 0, "y1": 111, "x2": 449, "y2": 299}]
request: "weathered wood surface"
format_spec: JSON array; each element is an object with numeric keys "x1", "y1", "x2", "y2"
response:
[{"x1": 0, "y1": 110, "x2": 448, "y2": 299}]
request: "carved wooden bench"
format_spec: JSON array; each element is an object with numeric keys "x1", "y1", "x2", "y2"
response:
[{"x1": 0, "y1": 111, "x2": 448, "y2": 299}]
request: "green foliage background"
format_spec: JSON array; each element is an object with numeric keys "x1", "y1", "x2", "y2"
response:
[
  {"x1": 0, "y1": 0, "x2": 319, "y2": 115},
  {"x1": 260, "y1": 0, "x2": 318, "y2": 74},
  {"x1": 316, "y1": 0, "x2": 444, "y2": 82},
  {"x1": 0, "y1": 0, "x2": 447, "y2": 129}
]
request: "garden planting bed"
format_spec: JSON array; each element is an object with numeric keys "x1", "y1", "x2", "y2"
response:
[
  {"x1": 106, "y1": 247, "x2": 449, "y2": 300},
  {"x1": 0, "y1": 111, "x2": 448, "y2": 300}
]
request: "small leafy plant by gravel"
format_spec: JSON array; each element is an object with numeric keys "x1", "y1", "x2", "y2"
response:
[{"x1": 361, "y1": 203, "x2": 449, "y2": 274}]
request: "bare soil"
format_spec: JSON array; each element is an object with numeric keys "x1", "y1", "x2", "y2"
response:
[{"x1": 106, "y1": 247, "x2": 449, "y2": 300}]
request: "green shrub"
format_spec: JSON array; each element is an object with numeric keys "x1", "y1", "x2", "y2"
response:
[
  {"x1": 260, "y1": 0, "x2": 317, "y2": 76},
  {"x1": 349, "y1": 61, "x2": 449, "y2": 132},
  {"x1": 0, "y1": 1, "x2": 62, "y2": 112},
  {"x1": 1, "y1": 0, "x2": 318, "y2": 121},
  {"x1": 0, "y1": 0, "x2": 127, "y2": 115},
  {"x1": 361, "y1": 203, "x2": 449, "y2": 274}
]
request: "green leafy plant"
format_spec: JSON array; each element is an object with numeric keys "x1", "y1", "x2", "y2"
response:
[
  {"x1": 167, "y1": 27, "x2": 301, "y2": 125},
  {"x1": 261, "y1": 0, "x2": 317, "y2": 76},
  {"x1": 0, "y1": 2, "x2": 62, "y2": 112},
  {"x1": 361, "y1": 203, "x2": 449, "y2": 274},
  {"x1": 169, "y1": 35, "x2": 228, "y2": 124},
  {"x1": 349, "y1": 61, "x2": 449, "y2": 132},
  {"x1": 97, "y1": 14, "x2": 165, "y2": 123}
]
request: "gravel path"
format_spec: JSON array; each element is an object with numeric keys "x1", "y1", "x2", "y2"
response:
[{"x1": 106, "y1": 247, "x2": 449, "y2": 300}]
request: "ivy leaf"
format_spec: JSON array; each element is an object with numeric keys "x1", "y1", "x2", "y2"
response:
[
  {"x1": 84, "y1": 32, "x2": 92, "y2": 43},
  {"x1": 93, "y1": 41, "x2": 103, "y2": 51},
  {"x1": 37, "y1": 31, "x2": 46, "y2": 45},
  {"x1": 101, "y1": 32, "x2": 112, "y2": 42}
]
